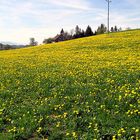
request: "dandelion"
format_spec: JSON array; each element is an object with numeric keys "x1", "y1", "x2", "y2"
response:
[
  {"x1": 37, "y1": 127, "x2": 42, "y2": 133},
  {"x1": 135, "y1": 129, "x2": 139, "y2": 133},
  {"x1": 56, "y1": 122, "x2": 60, "y2": 127},
  {"x1": 112, "y1": 135, "x2": 116, "y2": 140},
  {"x1": 72, "y1": 132, "x2": 77, "y2": 138},
  {"x1": 118, "y1": 133, "x2": 121, "y2": 137},
  {"x1": 73, "y1": 110, "x2": 79, "y2": 115},
  {"x1": 63, "y1": 112, "x2": 68, "y2": 118},
  {"x1": 66, "y1": 132, "x2": 69, "y2": 136}
]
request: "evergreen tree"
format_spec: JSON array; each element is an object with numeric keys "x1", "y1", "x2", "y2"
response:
[
  {"x1": 97, "y1": 27, "x2": 101, "y2": 34},
  {"x1": 74, "y1": 25, "x2": 82, "y2": 38},
  {"x1": 114, "y1": 26, "x2": 118, "y2": 32},
  {"x1": 111, "y1": 27, "x2": 114, "y2": 32},
  {"x1": 85, "y1": 25, "x2": 93, "y2": 36},
  {"x1": 101, "y1": 24, "x2": 107, "y2": 33},
  {"x1": 81, "y1": 30, "x2": 85, "y2": 37}
]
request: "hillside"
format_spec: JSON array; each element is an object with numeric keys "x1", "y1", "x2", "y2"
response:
[{"x1": 0, "y1": 30, "x2": 140, "y2": 139}]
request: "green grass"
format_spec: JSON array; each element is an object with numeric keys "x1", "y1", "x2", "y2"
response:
[{"x1": 0, "y1": 30, "x2": 140, "y2": 140}]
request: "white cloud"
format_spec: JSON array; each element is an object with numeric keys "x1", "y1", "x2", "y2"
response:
[
  {"x1": 124, "y1": 0, "x2": 140, "y2": 7},
  {"x1": 44, "y1": 0, "x2": 92, "y2": 10},
  {"x1": 0, "y1": 0, "x2": 139, "y2": 44}
]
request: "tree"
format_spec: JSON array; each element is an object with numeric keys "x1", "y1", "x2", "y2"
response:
[
  {"x1": 97, "y1": 27, "x2": 101, "y2": 34},
  {"x1": 70, "y1": 29, "x2": 74, "y2": 36},
  {"x1": 94, "y1": 31, "x2": 97, "y2": 35},
  {"x1": 74, "y1": 25, "x2": 82, "y2": 38},
  {"x1": 69, "y1": 29, "x2": 75, "y2": 39},
  {"x1": 114, "y1": 25, "x2": 118, "y2": 32},
  {"x1": 43, "y1": 38, "x2": 54, "y2": 44},
  {"x1": 81, "y1": 30, "x2": 85, "y2": 37},
  {"x1": 30, "y1": 38, "x2": 38, "y2": 46},
  {"x1": 101, "y1": 24, "x2": 107, "y2": 33},
  {"x1": 75, "y1": 25, "x2": 81, "y2": 34},
  {"x1": 85, "y1": 25, "x2": 93, "y2": 36},
  {"x1": 111, "y1": 27, "x2": 114, "y2": 32},
  {"x1": 118, "y1": 27, "x2": 122, "y2": 31},
  {"x1": 97, "y1": 24, "x2": 107, "y2": 34}
]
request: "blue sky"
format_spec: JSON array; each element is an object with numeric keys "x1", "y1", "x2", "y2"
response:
[{"x1": 0, "y1": 0, "x2": 140, "y2": 44}]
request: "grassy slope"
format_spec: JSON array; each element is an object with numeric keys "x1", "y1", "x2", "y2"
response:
[{"x1": 0, "y1": 30, "x2": 140, "y2": 139}]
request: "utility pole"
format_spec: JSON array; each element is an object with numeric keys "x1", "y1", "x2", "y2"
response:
[{"x1": 106, "y1": 0, "x2": 111, "y2": 34}]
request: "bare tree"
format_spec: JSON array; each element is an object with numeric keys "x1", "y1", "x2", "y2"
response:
[{"x1": 70, "y1": 29, "x2": 74, "y2": 36}]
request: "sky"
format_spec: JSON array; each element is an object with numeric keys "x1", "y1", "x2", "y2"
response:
[{"x1": 0, "y1": 0, "x2": 140, "y2": 44}]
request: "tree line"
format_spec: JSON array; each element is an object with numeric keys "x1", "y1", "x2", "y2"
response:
[
  {"x1": 1, "y1": 23, "x2": 122, "y2": 49},
  {"x1": 0, "y1": 24, "x2": 125, "y2": 50},
  {"x1": 42, "y1": 24, "x2": 122, "y2": 44}
]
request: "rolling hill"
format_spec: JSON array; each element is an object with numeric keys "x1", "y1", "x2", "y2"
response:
[{"x1": 0, "y1": 30, "x2": 140, "y2": 139}]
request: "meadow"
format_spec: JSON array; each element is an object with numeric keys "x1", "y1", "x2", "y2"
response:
[{"x1": 0, "y1": 30, "x2": 140, "y2": 140}]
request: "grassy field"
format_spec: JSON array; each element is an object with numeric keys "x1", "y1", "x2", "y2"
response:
[{"x1": 0, "y1": 30, "x2": 140, "y2": 140}]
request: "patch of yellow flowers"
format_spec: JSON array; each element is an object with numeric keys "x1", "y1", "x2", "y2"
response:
[{"x1": 0, "y1": 30, "x2": 140, "y2": 139}]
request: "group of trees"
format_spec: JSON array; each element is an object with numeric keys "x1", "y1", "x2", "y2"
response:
[
  {"x1": 96, "y1": 24, "x2": 107, "y2": 34},
  {"x1": 73, "y1": 25, "x2": 94, "y2": 39},
  {"x1": 43, "y1": 24, "x2": 121, "y2": 44},
  {"x1": 29, "y1": 24, "x2": 122, "y2": 45},
  {"x1": 110, "y1": 26, "x2": 122, "y2": 32}
]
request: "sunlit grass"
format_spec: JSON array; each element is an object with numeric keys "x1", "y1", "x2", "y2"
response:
[{"x1": 0, "y1": 30, "x2": 140, "y2": 139}]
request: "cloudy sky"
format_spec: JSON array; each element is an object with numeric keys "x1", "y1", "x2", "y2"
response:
[{"x1": 0, "y1": 0, "x2": 140, "y2": 44}]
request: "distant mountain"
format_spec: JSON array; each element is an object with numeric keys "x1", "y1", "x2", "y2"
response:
[
  {"x1": 0, "y1": 41, "x2": 19, "y2": 45},
  {"x1": 1, "y1": 41, "x2": 26, "y2": 47},
  {"x1": 0, "y1": 41, "x2": 26, "y2": 50}
]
